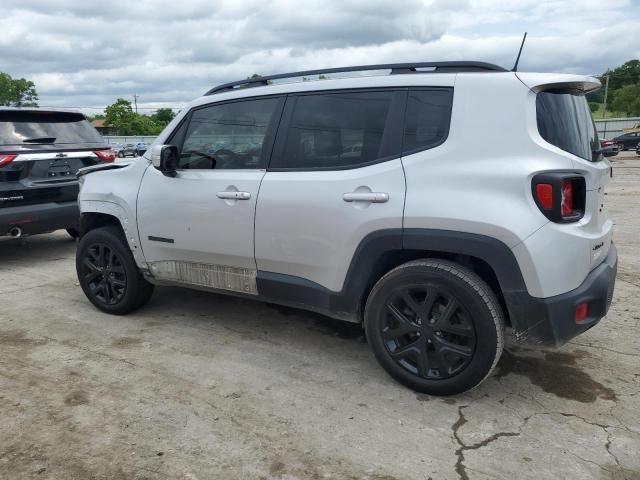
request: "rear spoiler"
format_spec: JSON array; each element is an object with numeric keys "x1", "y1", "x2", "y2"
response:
[
  {"x1": 77, "y1": 161, "x2": 132, "y2": 178},
  {"x1": 516, "y1": 72, "x2": 601, "y2": 94}
]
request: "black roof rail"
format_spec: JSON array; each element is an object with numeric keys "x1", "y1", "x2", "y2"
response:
[{"x1": 204, "y1": 61, "x2": 507, "y2": 95}]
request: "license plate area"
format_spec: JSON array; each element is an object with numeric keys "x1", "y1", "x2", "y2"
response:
[{"x1": 47, "y1": 163, "x2": 74, "y2": 178}]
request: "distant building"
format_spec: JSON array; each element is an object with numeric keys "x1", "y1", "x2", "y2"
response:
[{"x1": 90, "y1": 119, "x2": 116, "y2": 136}]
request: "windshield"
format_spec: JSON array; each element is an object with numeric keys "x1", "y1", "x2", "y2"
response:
[
  {"x1": 536, "y1": 89, "x2": 602, "y2": 162},
  {"x1": 0, "y1": 110, "x2": 103, "y2": 145}
]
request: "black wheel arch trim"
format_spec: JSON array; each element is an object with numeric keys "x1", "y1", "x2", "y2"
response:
[{"x1": 256, "y1": 228, "x2": 534, "y2": 335}]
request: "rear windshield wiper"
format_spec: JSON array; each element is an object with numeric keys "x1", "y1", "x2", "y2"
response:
[{"x1": 22, "y1": 137, "x2": 56, "y2": 143}]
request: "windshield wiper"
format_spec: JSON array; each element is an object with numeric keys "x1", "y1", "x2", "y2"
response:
[{"x1": 23, "y1": 137, "x2": 57, "y2": 143}]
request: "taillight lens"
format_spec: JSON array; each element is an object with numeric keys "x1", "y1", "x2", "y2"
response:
[
  {"x1": 535, "y1": 183, "x2": 553, "y2": 210},
  {"x1": 0, "y1": 154, "x2": 17, "y2": 168},
  {"x1": 94, "y1": 149, "x2": 116, "y2": 163},
  {"x1": 532, "y1": 173, "x2": 585, "y2": 223},
  {"x1": 560, "y1": 180, "x2": 573, "y2": 217}
]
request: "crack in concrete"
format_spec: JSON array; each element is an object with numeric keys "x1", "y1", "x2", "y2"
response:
[
  {"x1": 450, "y1": 403, "x2": 638, "y2": 480},
  {"x1": 451, "y1": 406, "x2": 520, "y2": 480}
]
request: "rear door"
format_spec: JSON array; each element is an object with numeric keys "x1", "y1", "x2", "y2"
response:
[
  {"x1": 254, "y1": 89, "x2": 406, "y2": 292},
  {"x1": 0, "y1": 110, "x2": 107, "y2": 208}
]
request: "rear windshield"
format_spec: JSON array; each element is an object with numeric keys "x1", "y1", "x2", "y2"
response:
[
  {"x1": 536, "y1": 90, "x2": 601, "y2": 162},
  {"x1": 0, "y1": 110, "x2": 103, "y2": 145}
]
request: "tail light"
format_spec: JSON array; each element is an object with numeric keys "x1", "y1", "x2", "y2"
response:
[
  {"x1": 0, "y1": 154, "x2": 16, "y2": 168},
  {"x1": 560, "y1": 180, "x2": 573, "y2": 217},
  {"x1": 532, "y1": 173, "x2": 585, "y2": 222},
  {"x1": 94, "y1": 149, "x2": 116, "y2": 163}
]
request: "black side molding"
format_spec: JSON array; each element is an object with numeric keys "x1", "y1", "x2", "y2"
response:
[
  {"x1": 256, "y1": 228, "x2": 538, "y2": 339},
  {"x1": 148, "y1": 236, "x2": 174, "y2": 244}
]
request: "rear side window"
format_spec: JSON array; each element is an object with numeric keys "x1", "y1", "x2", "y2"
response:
[
  {"x1": 536, "y1": 90, "x2": 601, "y2": 162},
  {"x1": 0, "y1": 110, "x2": 103, "y2": 145},
  {"x1": 402, "y1": 88, "x2": 453, "y2": 154},
  {"x1": 272, "y1": 91, "x2": 397, "y2": 170}
]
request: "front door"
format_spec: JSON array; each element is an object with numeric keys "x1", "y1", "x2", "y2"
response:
[{"x1": 137, "y1": 96, "x2": 283, "y2": 294}]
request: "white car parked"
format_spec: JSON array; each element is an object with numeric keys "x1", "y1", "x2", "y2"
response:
[{"x1": 75, "y1": 61, "x2": 616, "y2": 395}]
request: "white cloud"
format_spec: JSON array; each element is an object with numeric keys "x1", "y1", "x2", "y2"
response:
[{"x1": 1, "y1": 0, "x2": 638, "y2": 112}]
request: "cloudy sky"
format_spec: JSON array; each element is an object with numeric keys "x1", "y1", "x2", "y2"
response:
[{"x1": 1, "y1": 0, "x2": 639, "y2": 114}]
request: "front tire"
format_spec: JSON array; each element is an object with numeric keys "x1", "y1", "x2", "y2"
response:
[
  {"x1": 364, "y1": 259, "x2": 504, "y2": 395},
  {"x1": 76, "y1": 226, "x2": 154, "y2": 314}
]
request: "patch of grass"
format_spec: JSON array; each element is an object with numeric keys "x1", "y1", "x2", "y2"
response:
[{"x1": 591, "y1": 104, "x2": 632, "y2": 119}]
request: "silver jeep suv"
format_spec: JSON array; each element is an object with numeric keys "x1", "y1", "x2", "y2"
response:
[{"x1": 75, "y1": 61, "x2": 617, "y2": 395}]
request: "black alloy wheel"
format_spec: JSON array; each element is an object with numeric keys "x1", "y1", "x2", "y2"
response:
[
  {"x1": 365, "y1": 259, "x2": 504, "y2": 395},
  {"x1": 80, "y1": 243, "x2": 127, "y2": 305},
  {"x1": 382, "y1": 284, "x2": 476, "y2": 379}
]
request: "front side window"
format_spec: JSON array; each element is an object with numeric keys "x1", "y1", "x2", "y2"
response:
[
  {"x1": 179, "y1": 97, "x2": 280, "y2": 169},
  {"x1": 536, "y1": 90, "x2": 601, "y2": 162},
  {"x1": 273, "y1": 91, "x2": 396, "y2": 169},
  {"x1": 402, "y1": 88, "x2": 453, "y2": 154}
]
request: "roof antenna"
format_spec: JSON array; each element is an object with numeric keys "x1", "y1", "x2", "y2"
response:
[{"x1": 512, "y1": 32, "x2": 527, "y2": 72}]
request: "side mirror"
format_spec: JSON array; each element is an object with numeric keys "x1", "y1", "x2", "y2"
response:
[{"x1": 156, "y1": 145, "x2": 178, "y2": 177}]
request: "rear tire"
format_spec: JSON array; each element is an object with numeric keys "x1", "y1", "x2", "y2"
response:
[
  {"x1": 364, "y1": 259, "x2": 504, "y2": 395},
  {"x1": 76, "y1": 226, "x2": 154, "y2": 314}
]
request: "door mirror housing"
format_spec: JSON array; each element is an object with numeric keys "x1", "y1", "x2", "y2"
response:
[{"x1": 152, "y1": 145, "x2": 178, "y2": 177}]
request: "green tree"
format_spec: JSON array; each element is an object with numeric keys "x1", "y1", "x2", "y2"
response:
[
  {"x1": 151, "y1": 108, "x2": 175, "y2": 126},
  {"x1": 105, "y1": 98, "x2": 136, "y2": 134},
  {"x1": 611, "y1": 84, "x2": 640, "y2": 116},
  {"x1": 0, "y1": 72, "x2": 39, "y2": 107}
]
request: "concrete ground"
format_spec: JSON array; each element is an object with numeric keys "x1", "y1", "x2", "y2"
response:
[{"x1": 1, "y1": 156, "x2": 639, "y2": 480}]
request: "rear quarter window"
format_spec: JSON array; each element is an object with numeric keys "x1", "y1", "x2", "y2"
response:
[
  {"x1": 402, "y1": 88, "x2": 453, "y2": 154},
  {"x1": 0, "y1": 110, "x2": 103, "y2": 145},
  {"x1": 536, "y1": 90, "x2": 601, "y2": 162}
]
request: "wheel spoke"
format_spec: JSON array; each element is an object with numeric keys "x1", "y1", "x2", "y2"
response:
[
  {"x1": 389, "y1": 341, "x2": 420, "y2": 361},
  {"x1": 439, "y1": 322, "x2": 474, "y2": 338},
  {"x1": 433, "y1": 335, "x2": 473, "y2": 359},
  {"x1": 415, "y1": 338, "x2": 430, "y2": 377},
  {"x1": 434, "y1": 298, "x2": 458, "y2": 328},
  {"x1": 98, "y1": 244, "x2": 106, "y2": 267},
  {"x1": 384, "y1": 303, "x2": 419, "y2": 339},
  {"x1": 82, "y1": 258, "x2": 102, "y2": 282},
  {"x1": 103, "y1": 281, "x2": 113, "y2": 303},
  {"x1": 110, "y1": 277, "x2": 126, "y2": 288},
  {"x1": 107, "y1": 249, "x2": 115, "y2": 268}
]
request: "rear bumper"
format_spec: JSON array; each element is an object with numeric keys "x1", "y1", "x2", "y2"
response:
[
  {"x1": 0, "y1": 201, "x2": 79, "y2": 236},
  {"x1": 512, "y1": 243, "x2": 617, "y2": 346}
]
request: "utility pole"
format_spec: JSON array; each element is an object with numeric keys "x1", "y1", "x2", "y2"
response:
[
  {"x1": 602, "y1": 71, "x2": 610, "y2": 119},
  {"x1": 133, "y1": 94, "x2": 139, "y2": 114}
]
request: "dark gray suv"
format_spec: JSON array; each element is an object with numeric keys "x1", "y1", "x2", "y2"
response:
[{"x1": 0, "y1": 108, "x2": 114, "y2": 239}]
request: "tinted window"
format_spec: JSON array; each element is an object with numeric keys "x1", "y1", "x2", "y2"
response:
[
  {"x1": 179, "y1": 97, "x2": 279, "y2": 169},
  {"x1": 536, "y1": 90, "x2": 601, "y2": 162},
  {"x1": 274, "y1": 91, "x2": 395, "y2": 169},
  {"x1": 403, "y1": 89, "x2": 452, "y2": 153},
  {"x1": 0, "y1": 110, "x2": 103, "y2": 145}
]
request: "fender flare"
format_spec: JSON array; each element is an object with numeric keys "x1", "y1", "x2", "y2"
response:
[{"x1": 79, "y1": 201, "x2": 146, "y2": 268}]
